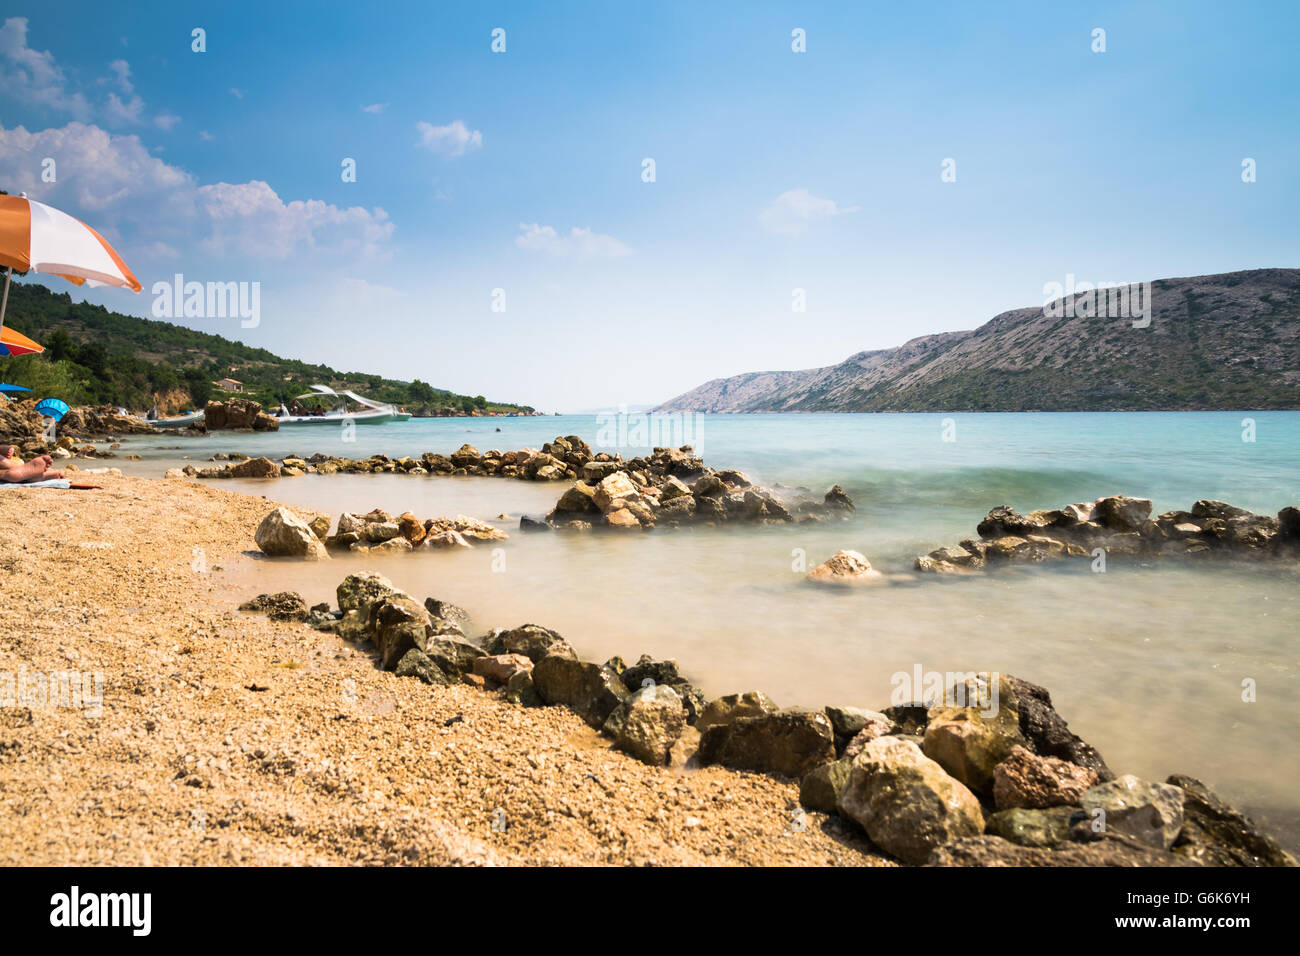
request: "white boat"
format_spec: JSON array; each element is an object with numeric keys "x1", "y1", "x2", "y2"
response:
[
  {"x1": 275, "y1": 385, "x2": 409, "y2": 426},
  {"x1": 149, "y1": 408, "x2": 205, "y2": 429}
]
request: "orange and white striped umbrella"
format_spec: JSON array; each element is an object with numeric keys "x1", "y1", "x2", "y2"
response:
[{"x1": 0, "y1": 194, "x2": 141, "y2": 292}]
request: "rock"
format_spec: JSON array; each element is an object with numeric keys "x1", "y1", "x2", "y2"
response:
[
  {"x1": 922, "y1": 696, "x2": 1024, "y2": 795},
  {"x1": 602, "y1": 684, "x2": 686, "y2": 765},
  {"x1": 717, "y1": 469, "x2": 752, "y2": 488},
  {"x1": 658, "y1": 475, "x2": 692, "y2": 502},
  {"x1": 164, "y1": 468, "x2": 184, "y2": 480},
  {"x1": 519, "y1": 515, "x2": 551, "y2": 533},
  {"x1": 489, "y1": 624, "x2": 573, "y2": 663},
  {"x1": 696, "y1": 709, "x2": 836, "y2": 778},
  {"x1": 985, "y1": 807, "x2": 1080, "y2": 847},
  {"x1": 695, "y1": 691, "x2": 780, "y2": 734},
  {"x1": 836, "y1": 736, "x2": 985, "y2": 864},
  {"x1": 993, "y1": 744, "x2": 1099, "y2": 810},
  {"x1": 603, "y1": 508, "x2": 642, "y2": 530},
  {"x1": 362, "y1": 521, "x2": 401, "y2": 543},
  {"x1": 554, "y1": 482, "x2": 599, "y2": 514},
  {"x1": 1278, "y1": 506, "x2": 1300, "y2": 541},
  {"x1": 424, "y1": 529, "x2": 472, "y2": 550},
  {"x1": 365, "y1": 536, "x2": 412, "y2": 553},
  {"x1": 1002, "y1": 675, "x2": 1112, "y2": 779},
  {"x1": 238, "y1": 591, "x2": 309, "y2": 622},
  {"x1": 799, "y1": 757, "x2": 854, "y2": 813},
  {"x1": 394, "y1": 649, "x2": 449, "y2": 686},
  {"x1": 593, "y1": 472, "x2": 638, "y2": 511},
  {"x1": 1166, "y1": 774, "x2": 1297, "y2": 867},
  {"x1": 531, "y1": 655, "x2": 629, "y2": 728},
  {"x1": 806, "y1": 549, "x2": 882, "y2": 585},
  {"x1": 823, "y1": 484, "x2": 855, "y2": 512},
  {"x1": 423, "y1": 598, "x2": 471, "y2": 635},
  {"x1": 927, "y1": 834, "x2": 1196, "y2": 867},
  {"x1": 336, "y1": 571, "x2": 407, "y2": 621},
  {"x1": 1094, "y1": 495, "x2": 1153, "y2": 531},
  {"x1": 691, "y1": 474, "x2": 726, "y2": 498},
  {"x1": 472, "y1": 654, "x2": 533, "y2": 685},
  {"x1": 1191, "y1": 499, "x2": 1253, "y2": 521},
  {"x1": 228, "y1": 456, "x2": 280, "y2": 478},
  {"x1": 1079, "y1": 775, "x2": 1185, "y2": 850},
  {"x1": 581, "y1": 460, "x2": 623, "y2": 482},
  {"x1": 254, "y1": 507, "x2": 329, "y2": 560},
  {"x1": 372, "y1": 597, "x2": 433, "y2": 671},
  {"x1": 396, "y1": 512, "x2": 426, "y2": 545},
  {"x1": 306, "y1": 515, "x2": 330, "y2": 539},
  {"x1": 424, "y1": 637, "x2": 486, "y2": 679},
  {"x1": 450, "y1": 443, "x2": 481, "y2": 467},
  {"x1": 840, "y1": 711, "x2": 894, "y2": 758},
  {"x1": 505, "y1": 669, "x2": 544, "y2": 707}
]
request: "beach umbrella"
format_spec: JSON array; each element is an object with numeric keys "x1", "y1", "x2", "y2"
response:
[
  {"x1": 0, "y1": 193, "x2": 141, "y2": 345},
  {"x1": 35, "y1": 397, "x2": 70, "y2": 421},
  {"x1": 0, "y1": 325, "x2": 45, "y2": 357},
  {"x1": 0, "y1": 383, "x2": 32, "y2": 393}
]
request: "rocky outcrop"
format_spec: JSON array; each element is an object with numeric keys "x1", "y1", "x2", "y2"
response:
[{"x1": 917, "y1": 494, "x2": 1300, "y2": 573}]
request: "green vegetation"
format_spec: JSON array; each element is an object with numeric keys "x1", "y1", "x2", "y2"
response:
[{"x1": 0, "y1": 280, "x2": 534, "y2": 416}]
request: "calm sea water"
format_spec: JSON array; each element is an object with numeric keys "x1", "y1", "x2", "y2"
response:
[{"x1": 116, "y1": 412, "x2": 1300, "y2": 851}]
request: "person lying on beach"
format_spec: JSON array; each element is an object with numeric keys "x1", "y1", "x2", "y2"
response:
[{"x1": 0, "y1": 445, "x2": 65, "y2": 483}]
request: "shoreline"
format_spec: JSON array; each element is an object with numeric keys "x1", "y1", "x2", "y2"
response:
[{"x1": 1, "y1": 475, "x2": 1293, "y2": 866}]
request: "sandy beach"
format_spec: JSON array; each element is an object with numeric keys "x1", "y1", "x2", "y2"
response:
[{"x1": 0, "y1": 475, "x2": 887, "y2": 866}]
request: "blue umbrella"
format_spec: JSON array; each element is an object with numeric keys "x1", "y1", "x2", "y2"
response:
[
  {"x1": 0, "y1": 383, "x2": 32, "y2": 393},
  {"x1": 35, "y1": 398, "x2": 69, "y2": 421}
]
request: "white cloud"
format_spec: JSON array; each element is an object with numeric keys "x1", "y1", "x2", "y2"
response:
[
  {"x1": 416, "y1": 119, "x2": 482, "y2": 157},
  {"x1": 2, "y1": 24, "x2": 178, "y2": 131},
  {"x1": 759, "y1": 187, "x2": 856, "y2": 236},
  {"x1": 0, "y1": 122, "x2": 394, "y2": 262},
  {"x1": 198, "y1": 130, "x2": 214, "y2": 142},
  {"x1": 0, "y1": 17, "x2": 90, "y2": 117},
  {"x1": 514, "y1": 222, "x2": 630, "y2": 258},
  {"x1": 229, "y1": 87, "x2": 245, "y2": 99},
  {"x1": 361, "y1": 102, "x2": 388, "y2": 114}
]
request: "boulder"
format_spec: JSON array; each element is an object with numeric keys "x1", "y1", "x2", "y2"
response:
[
  {"x1": 237, "y1": 591, "x2": 309, "y2": 622},
  {"x1": 985, "y1": 807, "x2": 1080, "y2": 847},
  {"x1": 394, "y1": 649, "x2": 449, "y2": 686},
  {"x1": 425, "y1": 529, "x2": 473, "y2": 549},
  {"x1": 799, "y1": 757, "x2": 854, "y2": 814},
  {"x1": 472, "y1": 654, "x2": 533, "y2": 685},
  {"x1": 372, "y1": 597, "x2": 433, "y2": 671},
  {"x1": 1002, "y1": 675, "x2": 1112, "y2": 779},
  {"x1": 806, "y1": 549, "x2": 882, "y2": 585},
  {"x1": 254, "y1": 507, "x2": 328, "y2": 560},
  {"x1": 602, "y1": 684, "x2": 686, "y2": 765},
  {"x1": 554, "y1": 482, "x2": 599, "y2": 514},
  {"x1": 593, "y1": 472, "x2": 638, "y2": 511},
  {"x1": 423, "y1": 598, "x2": 472, "y2": 635},
  {"x1": 424, "y1": 636, "x2": 486, "y2": 679},
  {"x1": 993, "y1": 744, "x2": 1100, "y2": 810},
  {"x1": 336, "y1": 572, "x2": 407, "y2": 620},
  {"x1": 696, "y1": 708, "x2": 835, "y2": 778},
  {"x1": 839, "y1": 711, "x2": 894, "y2": 758},
  {"x1": 396, "y1": 512, "x2": 426, "y2": 545},
  {"x1": 229, "y1": 456, "x2": 280, "y2": 479},
  {"x1": 658, "y1": 476, "x2": 692, "y2": 502},
  {"x1": 531, "y1": 655, "x2": 629, "y2": 728},
  {"x1": 1094, "y1": 495, "x2": 1154, "y2": 531},
  {"x1": 695, "y1": 690, "x2": 780, "y2": 734},
  {"x1": 823, "y1": 484, "x2": 855, "y2": 513},
  {"x1": 489, "y1": 624, "x2": 574, "y2": 663},
  {"x1": 1166, "y1": 774, "x2": 1296, "y2": 867},
  {"x1": 505, "y1": 669, "x2": 544, "y2": 708},
  {"x1": 923, "y1": 697, "x2": 1024, "y2": 795},
  {"x1": 1078, "y1": 775, "x2": 1185, "y2": 850},
  {"x1": 836, "y1": 736, "x2": 984, "y2": 864}
]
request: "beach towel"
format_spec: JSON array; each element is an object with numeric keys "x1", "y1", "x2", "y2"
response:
[{"x1": 0, "y1": 478, "x2": 72, "y2": 489}]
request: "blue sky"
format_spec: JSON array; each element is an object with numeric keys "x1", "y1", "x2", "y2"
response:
[{"x1": 1, "y1": 0, "x2": 1297, "y2": 410}]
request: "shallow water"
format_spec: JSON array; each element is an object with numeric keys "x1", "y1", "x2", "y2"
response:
[{"x1": 114, "y1": 412, "x2": 1300, "y2": 851}]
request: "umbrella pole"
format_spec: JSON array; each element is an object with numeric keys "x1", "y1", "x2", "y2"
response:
[{"x1": 0, "y1": 265, "x2": 10, "y2": 334}]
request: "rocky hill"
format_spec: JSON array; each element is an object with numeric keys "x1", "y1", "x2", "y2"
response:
[{"x1": 656, "y1": 269, "x2": 1300, "y2": 412}]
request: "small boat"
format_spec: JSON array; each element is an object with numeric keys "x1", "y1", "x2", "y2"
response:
[
  {"x1": 147, "y1": 406, "x2": 205, "y2": 429},
  {"x1": 276, "y1": 385, "x2": 406, "y2": 426}
]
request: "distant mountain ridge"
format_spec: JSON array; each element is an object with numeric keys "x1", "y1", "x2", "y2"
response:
[{"x1": 655, "y1": 269, "x2": 1300, "y2": 412}]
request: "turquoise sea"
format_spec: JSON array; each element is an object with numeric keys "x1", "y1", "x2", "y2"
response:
[{"x1": 119, "y1": 411, "x2": 1300, "y2": 850}]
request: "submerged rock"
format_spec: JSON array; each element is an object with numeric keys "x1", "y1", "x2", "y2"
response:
[{"x1": 806, "y1": 549, "x2": 882, "y2": 585}]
